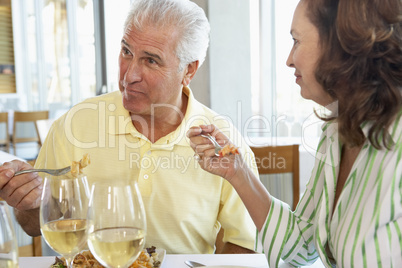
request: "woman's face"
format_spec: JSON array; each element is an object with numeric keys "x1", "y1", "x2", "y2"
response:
[{"x1": 286, "y1": 0, "x2": 334, "y2": 106}]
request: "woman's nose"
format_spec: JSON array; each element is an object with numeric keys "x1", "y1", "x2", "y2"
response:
[{"x1": 286, "y1": 49, "x2": 294, "y2": 68}]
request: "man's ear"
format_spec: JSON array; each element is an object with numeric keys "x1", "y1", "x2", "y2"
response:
[{"x1": 182, "y1": 60, "x2": 199, "y2": 86}]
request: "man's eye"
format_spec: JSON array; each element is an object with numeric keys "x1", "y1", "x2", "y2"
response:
[
  {"x1": 122, "y1": 47, "x2": 131, "y2": 55},
  {"x1": 147, "y1": 58, "x2": 157, "y2": 64},
  {"x1": 292, "y1": 38, "x2": 299, "y2": 45}
]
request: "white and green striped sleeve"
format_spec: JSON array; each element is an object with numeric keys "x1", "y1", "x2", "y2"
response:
[
  {"x1": 256, "y1": 125, "x2": 330, "y2": 267},
  {"x1": 257, "y1": 184, "x2": 319, "y2": 267}
]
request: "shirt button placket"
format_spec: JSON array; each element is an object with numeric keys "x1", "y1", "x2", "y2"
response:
[{"x1": 138, "y1": 150, "x2": 152, "y2": 195}]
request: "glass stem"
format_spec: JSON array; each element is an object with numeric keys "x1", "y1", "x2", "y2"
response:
[{"x1": 65, "y1": 257, "x2": 74, "y2": 268}]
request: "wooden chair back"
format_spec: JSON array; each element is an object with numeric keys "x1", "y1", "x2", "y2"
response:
[
  {"x1": 18, "y1": 236, "x2": 42, "y2": 257},
  {"x1": 250, "y1": 144, "x2": 300, "y2": 210},
  {"x1": 12, "y1": 111, "x2": 49, "y2": 150},
  {"x1": 0, "y1": 112, "x2": 10, "y2": 152}
]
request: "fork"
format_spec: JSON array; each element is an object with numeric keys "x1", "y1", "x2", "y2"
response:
[
  {"x1": 184, "y1": 260, "x2": 205, "y2": 267},
  {"x1": 14, "y1": 166, "x2": 71, "y2": 176},
  {"x1": 200, "y1": 134, "x2": 223, "y2": 156}
]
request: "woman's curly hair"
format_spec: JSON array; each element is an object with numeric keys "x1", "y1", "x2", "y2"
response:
[{"x1": 305, "y1": 0, "x2": 402, "y2": 149}]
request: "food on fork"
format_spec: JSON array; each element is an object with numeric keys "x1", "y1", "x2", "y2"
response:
[
  {"x1": 51, "y1": 247, "x2": 161, "y2": 268},
  {"x1": 71, "y1": 154, "x2": 91, "y2": 177},
  {"x1": 218, "y1": 144, "x2": 239, "y2": 158}
]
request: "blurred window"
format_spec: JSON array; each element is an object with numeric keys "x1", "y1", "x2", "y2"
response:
[
  {"x1": 9, "y1": 0, "x2": 97, "y2": 119},
  {"x1": 252, "y1": 0, "x2": 322, "y2": 141}
]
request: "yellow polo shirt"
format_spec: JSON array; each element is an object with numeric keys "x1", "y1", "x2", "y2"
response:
[{"x1": 35, "y1": 87, "x2": 258, "y2": 254}]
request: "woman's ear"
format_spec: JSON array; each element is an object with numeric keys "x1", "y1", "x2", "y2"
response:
[{"x1": 182, "y1": 60, "x2": 199, "y2": 86}]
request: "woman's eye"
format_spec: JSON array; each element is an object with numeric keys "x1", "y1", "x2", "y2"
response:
[{"x1": 292, "y1": 38, "x2": 299, "y2": 46}]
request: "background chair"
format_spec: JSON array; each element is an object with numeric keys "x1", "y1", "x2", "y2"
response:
[
  {"x1": 251, "y1": 144, "x2": 300, "y2": 210},
  {"x1": 18, "y1": 236, "x2": 42, "y2": 257},
  {"x1": 0, "y1": 112, "x2": 10, "y2": 152},
  {"x1": 12, "y1": 111, "x2": 49, "y2": 157}
]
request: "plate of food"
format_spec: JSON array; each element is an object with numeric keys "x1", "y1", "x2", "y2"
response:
[{"x1": 51, "y1": 246, "x2": 165, "y2": 268}]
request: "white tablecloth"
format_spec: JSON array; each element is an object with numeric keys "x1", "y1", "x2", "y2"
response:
[
  {"x1": 19, "y1": 254, "x2": 328, "y2": 268},
  {"x1": 0, "y1": 150, "x2": 25, "y2": 164},
  {"x1": 20, "y1": 254, "x2": 269, "y2": 268}
]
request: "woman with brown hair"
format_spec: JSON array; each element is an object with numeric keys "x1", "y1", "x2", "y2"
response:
[{"x1": 187, "y1": 0, "x2": 402, "y2": 266}]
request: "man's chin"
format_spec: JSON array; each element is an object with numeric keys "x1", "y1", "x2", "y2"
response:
[
  {"x1": 121, "y1": 93, "x2": 143, "y2": 111},
  {"x1": 122, "y1": 101, "x2": 150, "y2": 116}
]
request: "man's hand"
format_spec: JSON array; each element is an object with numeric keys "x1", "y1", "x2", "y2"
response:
[
  {"x1": 0, "y1": 160, "x2": 42, "y2": 236},
  {"x1": 0, "y1": 160, "x2": 42, "y2": 210}
]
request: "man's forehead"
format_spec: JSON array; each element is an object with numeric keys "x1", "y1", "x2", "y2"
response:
[
  {"x1": 123, "y1": 24, "x2": 180, "y2": 52},
  {"x1": 126, "y1": 23, "x2": 173, "y2": 39}
]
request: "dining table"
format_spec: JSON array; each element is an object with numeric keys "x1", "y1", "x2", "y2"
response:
[
  {"x1": 0, "y1": 150, "x2": 25, "y2": 163},
  {"x1": 19, "y1": 253, "x2": 327, "y2": 268},
  {"x1": 20, "y1": 253, "x2": 269, "y2": 268}
]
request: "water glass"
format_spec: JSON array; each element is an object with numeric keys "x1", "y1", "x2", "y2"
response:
[
  {"x1": 40, "y1": 174, "x2": 90, "y2": 268},
  {"x1": 0, "y1": 202, "x2": 19, "y2": 268},
  {"x1": 87, "y1": 180, "x2": 147, "y2": 268}
]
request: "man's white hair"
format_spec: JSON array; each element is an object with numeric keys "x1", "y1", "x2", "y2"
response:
[{"x1": 124, "y1": 0, "x2": 210, "y2": 71}]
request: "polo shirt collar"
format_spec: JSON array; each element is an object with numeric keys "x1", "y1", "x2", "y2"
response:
[
  {"x1": 154, "y1": 86, "x2": 206, "y2": 148},
  {"x1": 107, "y1": 93, "x2": 139, "y2": 136}
]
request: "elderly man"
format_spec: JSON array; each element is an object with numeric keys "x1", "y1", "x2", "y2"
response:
[{"x1": 0, "y1": 0, "x2": 258, "y2": 254}]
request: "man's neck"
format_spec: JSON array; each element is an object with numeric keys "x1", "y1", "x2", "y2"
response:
[{"x1": 132, "y1": 93, "x2": 188, "y2": 143}]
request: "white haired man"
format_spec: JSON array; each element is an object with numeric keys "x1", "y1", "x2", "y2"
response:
[{"x1": 0, "y1": 0, "x2": 258, "y2": 254}]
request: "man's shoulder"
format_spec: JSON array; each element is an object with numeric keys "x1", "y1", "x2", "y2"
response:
[
  {"x1": 54, "y1": 91, "x2": 122, "y2": 126},
  {"x1": 72, "y1": 91, "x2": 121, "y2": 113},
  {"x1": 79, "y1": 90, "x2": 121, "y2": 104},
  {"x1": 189, "y1": 99, "x2": 233, "y2": 128},
  {"x1": 195, "y1": 102, "x2": 221, "y2": 119},
  {"x1": 189, "y1": 101, "x2": 252, "y2": 154}
]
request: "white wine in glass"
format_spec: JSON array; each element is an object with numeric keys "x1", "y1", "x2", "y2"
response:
[
  {"x1": 87, "y1": 181, "x2": 146, "y2": 268},
  {"x1": 0, "y1": 202, "x2": 19, "y2": 268},
  {"x1": 40, "y1": 174, "x2": 90, "y2": 268}
]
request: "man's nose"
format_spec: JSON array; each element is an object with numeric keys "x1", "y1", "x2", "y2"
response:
[{"x1": 124, "y1": 60, "x2": 142, "y2": 83}]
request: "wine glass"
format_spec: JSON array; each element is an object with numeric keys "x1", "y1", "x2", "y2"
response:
[
  {"x1": 0, "y1": 202, "x2": 19, "y2": 268},
  {"x1": 87, "y1": 180, "x2": 147, "y2": 268},
  {"x1": 40, "y1": 174, "x2": 90, "y2": 268}
]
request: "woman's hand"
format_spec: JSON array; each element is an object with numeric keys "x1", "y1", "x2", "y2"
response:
[
  {"x1": 0, "y1": 160, "x2": 42, "y2": 210},
  {"x1": 188, "y1": 125, "x2": 272, "y2": 231},
  {"x1": 186, "y1": 124, "x2": 246, "y2": 182}
]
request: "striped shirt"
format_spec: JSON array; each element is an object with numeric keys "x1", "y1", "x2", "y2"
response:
[{"x1": 256, "y1": 112, "x2": 402, "y2": 268}]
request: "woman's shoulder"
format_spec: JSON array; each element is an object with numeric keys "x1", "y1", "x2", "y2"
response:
[
  {"x1": 363, "y1": 108, "x2": 402, "y2": 149},
  {"x1": 388, "y1": 109, "x2": 402, "y2": 136},
  {"x1": 388, "y1": 109, "x2": 402, "y2": 149}
]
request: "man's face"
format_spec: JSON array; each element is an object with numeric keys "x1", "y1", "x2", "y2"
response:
[{"x1": 118, "y1": 23, "x2": 187, "y2": 117}]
